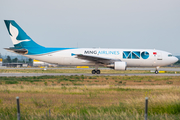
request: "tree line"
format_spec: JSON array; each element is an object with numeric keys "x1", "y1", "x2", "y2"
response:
[{"x1": 2, "y1": 56, "x2": 33, "y2": 63}]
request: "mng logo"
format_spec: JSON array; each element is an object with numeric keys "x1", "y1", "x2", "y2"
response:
[{"x1": 123, "y1": 51, "x2": 149, "y2": 59}]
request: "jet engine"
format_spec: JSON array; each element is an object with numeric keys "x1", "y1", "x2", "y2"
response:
[{"x1": 107, "y1": 61, "x2": 127, "y2": 70}]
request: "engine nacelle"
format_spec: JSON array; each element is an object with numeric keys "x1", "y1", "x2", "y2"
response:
[
  {"x1": 114, "y1": 61, "x2": 127, "y2": 70},
  {"x1": 107, "y1": 61, "x2": 127, "y2": 70}
]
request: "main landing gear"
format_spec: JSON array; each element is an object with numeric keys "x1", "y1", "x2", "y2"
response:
[
  {"x1": 92, "y1": 65, "x2": 100, "y2": 74},
  {"x1": 92, "y1": 69, "x2": 101, "y2": 74}
]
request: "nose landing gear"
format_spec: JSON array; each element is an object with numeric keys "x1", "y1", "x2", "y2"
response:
[
  {"x1": 155, "y1": 70, "x2": 159, "y2": 74},
  {"x1": 155, "y1": 66, "x2": 160, "y2": 74}
]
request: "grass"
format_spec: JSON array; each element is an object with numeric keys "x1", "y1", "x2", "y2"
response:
[
  {"x1": 0, "y1": 76, "x2": 180, "y2": 119},
  {"x1": 0, "y1": 69, "x2": 152, "y2": 74},
  {"x1": 1, "y1": 75, "x2": 180, "y2": 86}
]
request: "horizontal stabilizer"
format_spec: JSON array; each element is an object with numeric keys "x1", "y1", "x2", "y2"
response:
[{"x1": 4, "y1": 48, "x2": 28, "y2": 54}]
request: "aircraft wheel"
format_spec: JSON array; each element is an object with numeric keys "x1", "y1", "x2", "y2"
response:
[
  {"x1": 92, "y1": 70, "x2": 96, "y2": 74},
  {"x1": 96, "y1": 70, "x2": 101, "y2": 74},
  {"x1": 155, "y1": 70, "x2": 159, "y2": 74}
]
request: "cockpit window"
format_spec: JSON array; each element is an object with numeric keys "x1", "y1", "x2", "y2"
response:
[{"x1": 168, "y1": 54, "x2": 173, "y2": 57}]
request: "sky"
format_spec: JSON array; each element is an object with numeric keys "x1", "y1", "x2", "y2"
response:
[{"x1": 0, "y1": 0, "x2": 180, "y2": 55}]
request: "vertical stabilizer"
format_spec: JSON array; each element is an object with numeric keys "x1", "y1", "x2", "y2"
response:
[{"x1": 4, "y1": 20, "x2": 42, "y2": 48}]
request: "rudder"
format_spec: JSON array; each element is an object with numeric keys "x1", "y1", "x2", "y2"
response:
[{"x1": 4, "y1": 20, "x2": 42, "y2": 48}]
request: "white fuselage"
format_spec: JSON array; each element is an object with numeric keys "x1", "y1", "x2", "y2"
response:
[
  {"x1": 4, "y1": 20, "x2": 178, "y2": 70},
  {"x1": 25, "y1": 48, "x2": 178, "y2": 67}
]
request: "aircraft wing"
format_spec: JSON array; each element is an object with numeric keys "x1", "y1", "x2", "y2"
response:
[{"x1": 76, "y1": 54, "x2": 121, "y2": 64}]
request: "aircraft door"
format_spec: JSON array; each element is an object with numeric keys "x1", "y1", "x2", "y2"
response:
[
  {"x1": 157, "y1": 52, "x2": 162, "y2": 60},
  {"x1": 153, "y1": 52, "x2": 163, "y2": 66}
]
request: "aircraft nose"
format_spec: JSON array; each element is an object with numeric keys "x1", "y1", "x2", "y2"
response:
[{"x1": 173, "y1": 57, "x2": 179, "y2": 63}]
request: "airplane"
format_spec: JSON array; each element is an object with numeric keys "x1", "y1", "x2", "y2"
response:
[{"x1": 4, "y1": 20, "x2": 178, "y2": 74}]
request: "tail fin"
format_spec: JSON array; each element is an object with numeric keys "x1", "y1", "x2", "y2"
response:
[{"x1": 4, "y1": 20, "x2": 42, "y2": 48}]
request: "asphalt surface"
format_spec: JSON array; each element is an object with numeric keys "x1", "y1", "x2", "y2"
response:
[
  {"x1": 127, "y1": 68, "x2": 180, "y2": 71},
  {"x1": 0, "y1": 73, "x2": 180, "y2": 77},
  {"x1": 0, "y1": 67, "x2": 180, "y2": 77},
  {"x1": 0, "y1": 67, "x2": 180, "y2": 71}
]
